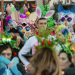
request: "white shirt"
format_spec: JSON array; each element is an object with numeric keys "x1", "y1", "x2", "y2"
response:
[{"x1": 18, "y1": 36, "x2": 38, "y2": 66}]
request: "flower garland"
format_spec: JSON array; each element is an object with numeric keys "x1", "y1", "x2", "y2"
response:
[{"x1": 35, "y1": 29, "x2": 57, "y2": 51}]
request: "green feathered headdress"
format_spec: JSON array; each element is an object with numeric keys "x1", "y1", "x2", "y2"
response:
[
  {"x1": 55, "y1": 25, "x2": 75, "y2": 55},
  {"x1": 35, "y1": 29, "x2": 57, "y2": 51},
  {"x1": 35, "y1": 28, "x2": 75, "y2": 55},
  {"x1": 0, "y1": 33, "x2": 20, "y2": 50}
]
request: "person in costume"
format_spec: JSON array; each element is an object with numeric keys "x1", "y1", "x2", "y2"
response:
[
  {"x1": 0, "y1": 43, "x2": 22, "y2": 75},
  {"x1": 18, "y1": 5, "x2": 55, "y2": 73},
  {"x1": 19, "y1": 26, "x2": 61, "y2": 75},
  {"x1": 18, "y1": 17, "x2": 47, "y2": 72}
]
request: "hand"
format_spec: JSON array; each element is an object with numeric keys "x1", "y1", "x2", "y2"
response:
[
  {"x1": 8, "y1": 62, "x2": 14, "y2": 69},
  {"x1": 60, "y1": 70, "x2": 64, "y2": 75},
  {"x1": 24, "y1": 65, "x2": 28, "y2": 72},
  {"x1": 24, "y1": 64, "x2": 35, "y2": 74}
]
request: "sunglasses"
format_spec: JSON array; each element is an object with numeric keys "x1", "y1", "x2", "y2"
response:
[
  {"x1": 1, "y1": 53, "x2": 12, "y2": 56},
  {"x1": 60, "y1": 17, "x2": 72, "y2": 22}
]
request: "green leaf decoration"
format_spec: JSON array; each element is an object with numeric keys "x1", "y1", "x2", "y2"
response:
[{"x1": 39, "y1": 4, "x2": 50, "y2": 17}]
